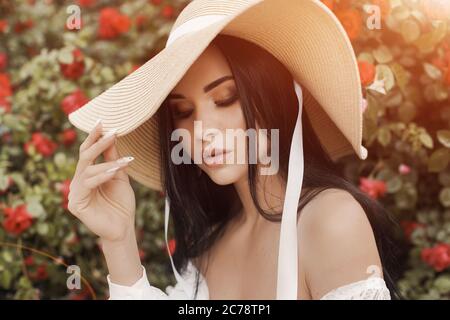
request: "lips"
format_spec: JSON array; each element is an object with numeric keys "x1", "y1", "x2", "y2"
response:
[{"x1": 203, "y1": 147, "x2": 232, "y2": 166}]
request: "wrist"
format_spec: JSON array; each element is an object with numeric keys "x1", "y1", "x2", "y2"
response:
[{"x1": 101, "y1": 227, "x2": 143, "y2": 286}]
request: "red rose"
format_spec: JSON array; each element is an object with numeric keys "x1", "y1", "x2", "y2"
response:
[
  {"x1": 14, "y1": 19, "x2": 33, "y2": 33},
  {"x1": 0, "y1": 20, "x2": 8, "y2": 33},
  {"x1": 321, "y1": 0, "x2": 334, "y2": 11},
  {"x1": 60, "y1": 128, "x2": 77, "y2": 147},
  {"x1": 139, "y1": 248, "x2": 146, "y2": 260},
  {"x1": 24, "y1": 255, "x2": 35, "y2": 266},
  {"x1": 359, "y1": 177, "x2": 387, "y2": 199},
  {"x1": 161, "y1": 5, "x2": 175, "y2": 19},
  {"x1": 0, "y1": 73, "x2": 12, "y2": 97},
  {"x1": 135, "y1": 14, "x2": 148, "y2": 31},
  {"x1": 98, "y1": 8, "x2": 131, "y2": 40},
  {"x1": 31, "y1": 263, "x2": 49, "y2": 281},
  {"x1": 0, "y1": 52, "x2": 7, "y2": 70},
  {"x1": 398, "y1": 164, "x2": 411, "y2": 175},
  {"x1": 168, "y1": 238, "x2": 176, "y2": 256},
  {"x1": 60, "y1": 49, "x2": 85, "y2": 80},
  {"x1": 400, "y1": 220, "x2": 425, "y2": 241},
  {"x1": 129, "y1": 64, "x2": 142, "y2": 74},
  {"x1": 61, "y1": 89, "x2": 89, "y2": 115},
  {"x1": 24, "y1": 132, "x2": 58, "y2": 157},
  {"x1": 421, "y1": 243, "x2": 450, "y2": 272},
  {"x1": 69, "y1": 288, "x2": 91, "y2": 300},
  {"x1": 0, "y1": 73, "x2": 12, "y2": 112},
  {"x1": 2, "y1": 204, "x2": 33, "y2": 236},
  {"x1": 358, "y1": 61, "x2": 376, "y2": 86},
  {"x1": 57, "y1": 179, "x2": 71, "y2": 210},
  {"x1": 335, "y1": 8, "x2": 363, "y2": 41}
]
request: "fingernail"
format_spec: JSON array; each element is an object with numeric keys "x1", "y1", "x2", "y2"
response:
[
  {"x1": 91, "y1": 119, "x2": 102, "y2": 132},
  {"x1": 106, "y1": 166, "x2": 121, "y2": 174},
  {"x1": 99, "y1": 128, "x2": 118, "y2": 141},
  {"x1": 117, "y1": 156, "x2": 134, "y2": 164}
]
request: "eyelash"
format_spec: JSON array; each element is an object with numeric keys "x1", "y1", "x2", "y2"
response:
[{"x1": 172, "y1": 91, "x2": 239, "y2": 120}]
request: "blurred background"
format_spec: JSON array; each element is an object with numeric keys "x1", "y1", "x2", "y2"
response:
[{"x1": 0, "y1": 0, "x2": 449, "y2": 300}]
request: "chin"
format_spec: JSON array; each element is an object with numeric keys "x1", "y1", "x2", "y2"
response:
[{"x1": 203, "y1": 164, "x2": 246, "y2": 185}]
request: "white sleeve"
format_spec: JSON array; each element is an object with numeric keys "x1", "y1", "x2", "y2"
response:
[
  {"x1": 319, "y1": 277, "x2": 391, "y2": 300},
  {"x1": 107, "y1": 265, "x2": 193, "y2": 300}
]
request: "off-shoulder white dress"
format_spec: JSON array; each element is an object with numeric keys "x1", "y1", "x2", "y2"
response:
[{"x1": 106, "y1": 260, "x2": 391, "y2": 300}]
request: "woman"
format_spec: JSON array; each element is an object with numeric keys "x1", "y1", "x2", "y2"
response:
[{"x1": 67, "y1": 0, "x2": 402, "y2": 300}]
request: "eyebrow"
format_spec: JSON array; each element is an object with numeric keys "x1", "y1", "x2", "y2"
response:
[{"x1": 167, "y1": 75, "x2": 234, "y2": 99}]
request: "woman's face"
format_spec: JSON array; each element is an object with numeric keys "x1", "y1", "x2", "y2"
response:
[{"x1": 167, "y1": 44, "x2": 252, "y2": 185}]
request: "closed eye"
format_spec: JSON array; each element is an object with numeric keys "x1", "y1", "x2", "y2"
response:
[{"x1": 215, "y1": 90, "x2": 239, "y2": 107}]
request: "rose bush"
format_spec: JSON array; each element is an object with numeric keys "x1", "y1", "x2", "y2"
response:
[{"x1": 0, "y1": 0, "x2": 449, "y2": 299}]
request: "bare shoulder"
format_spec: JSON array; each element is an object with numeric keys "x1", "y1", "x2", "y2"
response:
[
  {"x1": 298, "y1": 188, "x2": 371, "y2": 236},
  {"x1": 297, "y1": 188, "x2": 383, "y2": 299}
]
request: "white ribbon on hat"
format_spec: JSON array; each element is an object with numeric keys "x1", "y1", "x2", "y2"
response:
[{"x1": 163, "y1": 14, "x2": 304, "y2": 300}]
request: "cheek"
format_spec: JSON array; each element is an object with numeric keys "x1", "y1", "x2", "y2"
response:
[
  {"x1": 226, "y1": 103, "x2": 246, "y2": 130},
  {"x1": 172, "y1": 122, "x2": 195, "y2": 158}
]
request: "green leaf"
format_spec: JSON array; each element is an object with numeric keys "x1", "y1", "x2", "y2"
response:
[
  {"x1": 434, "y1": 275, "x2": 450, "y2": 294},
  {"x1": 357, "y1": 52, "x2": 374, "y2": 64},
  {"x1": 439, "y1": 188, "x2": 450, "y2": 208},
  {"x1": 54, "y1": 152, "x2": 67, "y2": 169},
  {"x1": 376, "y1": 64, "x2": 395, "y2": 92},
  {"x1": 392, "y1": 5, "x2": 410, "y2": 21},
  {"x1": 419, "y1": 132, "x2": 434, "y2": 149},
  {"x1": 423, "y1": 62, "x2": 442, "y2": 80},
  {"x1": 57, "y1": 48, "x2": 73, "y2": 64},
  {"x1": 373, "y1": 46, "x2": 393, "y2": 64},
  {"x1": 0, "y1": 270, "x2": 12, "y2": 290},
  {"x1": 26, "y1": 197, "x2": 46, "y2": 218},
  {"x1": 0, "y1": 174, "x2": 9, "y2": 191},
  {"x1": 37, "y1": 223, "x2": 49, "y2": 236},
  {"x1": 428, "y1": 148, "x2": 450, "y2": 173},
  {"x1": 437, "y1": 130, "x2": 450, "y2": 148},
  {"x1": 377, "y1": 127, "x2": 392, "y2": 146},
  {"x1": 391, "y1": 63, "x2": 410, "y2": 92},
  {"x1": 401, "y1": 19, "x2": 421, "y2": 43},
  {"x1": 387, "y1": 176, "x2": 403, "y2": 193},
  {"x1": 2, "y1": 251, "x2": 13, "y2": 263}
]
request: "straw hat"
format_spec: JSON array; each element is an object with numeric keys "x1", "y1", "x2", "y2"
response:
[
  {"x1": 68, "y1": 0, "x2": 367, "y2": 192},
  {"x1": 68, "y1": 0, "x2": 368, "y2": 300}
]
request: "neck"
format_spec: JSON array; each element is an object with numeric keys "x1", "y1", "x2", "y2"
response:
[{"x1": 233, "y1": 171, "x2": 287, "y2": 232}]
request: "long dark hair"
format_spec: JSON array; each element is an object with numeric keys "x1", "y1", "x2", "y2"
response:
[{"x1": 157, "y1": 34, "x2": 403, "y2": 299}]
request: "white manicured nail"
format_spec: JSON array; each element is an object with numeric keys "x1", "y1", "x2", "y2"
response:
[
  {"x1": 117, "y1": 156, "x2": 134, "y2": 164},
  {"x1": 106, "y1": 166, "x2": 121, "y2": 174},
  {"x1": 94, "y1": 119, "x2": 102, "y2": 127}
]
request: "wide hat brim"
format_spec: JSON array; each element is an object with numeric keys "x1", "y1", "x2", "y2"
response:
[{"x1": 68, "y1": 0, "x2": 368, "y2": 192}]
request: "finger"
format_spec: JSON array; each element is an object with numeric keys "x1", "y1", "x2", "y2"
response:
[
  {"x1": 74, "y1": 120, "x2": 103, "y2": 176},
  {"x1": 103, "y1": 140, "x2": 131, "y2": 183},
  {"x1": 79, "y1": 119, "x2": 103, "y2": 152},
  {"x1": 83, "y1": 166, "x2": 126, "y2": 189},
  {"x1": 83, "y1": 157, "x2": 134, "y2": 179},
  {"x1": 77, "y1": 129, "x2": 118, "y2": 172}
]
